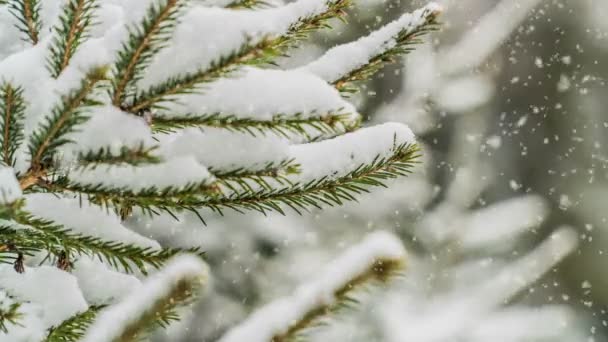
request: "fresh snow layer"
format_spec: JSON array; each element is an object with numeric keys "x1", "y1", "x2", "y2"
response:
[
  {"x1": 139, "y1": 0, "x2": 340, "y2": 88},
  {"x1": 459, "y1": 195, "x2": 548, "y2": 250},
  {"x1": 156, "y1": 67, "x2": 358, "y2": 124},
  {"x1": 72, "y1": 257, "x2": 142, "y2": 305},
  {"x1": 0, "y1": 265, "x2": 88, "y2": 328},
  {"x1": 300, "y1": 2, "x2": 442, "y2": 83},
  {"x1": 24, "y1": 193, "x2": 161, "y2": 249},
  {"x1": 289, "y1": 123, "x2": 416, "y2": 182},
  {"x1": 0, "y1": 167, "x2": 22, "y2": 204},
  {"x1": 81, "y1": 255, "x2": 208, "y2": 342},
  {"x1": 219, "y1": 231, "x2": 405, "y2": 342},
  {"x1": 60, "y1": 106, "x2": 157, "y2": 164},
  {"x1": 160, "y1": 127, "x2": 290, "y2": 172},
  {"x1": 66, "y1": 156, "x2": 214, "y2": 192}
]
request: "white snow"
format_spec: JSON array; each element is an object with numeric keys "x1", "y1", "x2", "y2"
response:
[
  {"x1": 159, "y1": 127, "x2": 290, "y2": 172},
  {"x1": 59, "y1": 106, "x2": 157, "y2": 165},
  {"x1": 0, "y1": 265, "x2": 88, "y2": 328},
  {"x1": 289, "y1": 123, "x2": 416, "y2": 182},
  {"x1": 139, "y1": 0, "x2": 342, "y2": 88},
  {"x1": 300, "y1": 3, "x2": 442, "y2": 83},
  {"x1": 155, "y1": 67, "x2": 358, "y2": 125},
  {"x1": 72, "y1": 257, "x2": 142, "y2": 305},
  {"x1": 219, "y1": 231, "x2": 405, "y2": 342},
  {"x1": 0, "y1": 167, "x2": 22, "y2": 204},
  {"x1": 66, "y1": 156, "x2": 214, "y2": 192},
  {"x1": 81, "y1": 255, "x2": 208, "y2": 342}
]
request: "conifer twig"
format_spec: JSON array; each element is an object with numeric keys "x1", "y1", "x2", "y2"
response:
[
  {"x1": 8, "y1": 0, "x2": 42, "y2": 45},
  {"x1": 22, "y1": 66, "x2": 108, "y2": 189},
  {"x1": 81, "y1": 255, "x2": 208, "y2": 342},
  {"x1": 220, "y1": 231, "x2": 406, "y2": 342},
  {"x1": 0, "y1": 83, "x2": 26, "y2": 167},
  {"x1": 48, "y1": 0, "x2": 99, "y2": 78},
  {"x1": 126, "y1": 0, "x2": 351, "y2": 113},
  {"x1": 111, "y1": 0, "x2": 185, "y2": 107}
]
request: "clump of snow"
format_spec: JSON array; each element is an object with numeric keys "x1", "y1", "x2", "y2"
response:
[
  {"x1": 159, "y1": 127, "x2": 290, "y2": 172},
  {"x1": 219, "y1": 231, "x2": 405, "y2": 342},
  {"x1": 66, "y1": 156, "x2": 214, "y2": 192},
  {"x1": 156, "y1": 67, "x2": 358, "y2": 125},
  {"x1": 139, "y1": 0, "x2": 341, "y2": 88},
  {"x1": 72, "y1": 257, "x2": 142, "y2": 305},
  {"x1": 289, "y1": 123, "x2": 416, "y2": 182},
  {"x1": 0, "y1": 265, "x2": 88, "y2": 328},
  {"x1": 59, "y1": 106, "x2": 157, "y2": 165},
  {"x1": 81, "y1": 255, "x2": 208, "y2": 342},
  {"x1": 300, "y1": 3, "x2": 442, "y2": 83},
  {"x1": 0, "y1": 167, "x2": 22, "y2": 204}
]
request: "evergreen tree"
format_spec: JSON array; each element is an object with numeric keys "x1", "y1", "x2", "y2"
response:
[{"x1": 0, "y1": 0, "x2": 441, "y2": 340}]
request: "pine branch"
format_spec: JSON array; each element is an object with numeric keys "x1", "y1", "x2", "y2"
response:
[
  {"x1": 7, "y1": 214, "x2": 203, "y2": 274},
  {"x1": 81, "y1": 255, "x2": 208, "y2": 342},
  {"x1": 219, "y1": 232, "x2": 406, "y2": 342},
  {"x1": 45, "y1": 176, "x2": 216, "y2": 221},
  {"x1": 27, "y1": 66, "x2": 108, "y2": 172},
  {"x1": 45, "y1": 306, "x2": 105, "y2": 342},
  {"x1": 226, "y1": 0, "x2": 270, "y2": 9},
  {"x1": 332, "y1": 7, "x2": 441, "y2": 93},
  {"x1": 272, "y1": 258, "x2": 403, "y2": 341},
  {"x1": 126, "y1": 0, "x2": 351, "y2": 113},
  {"x1": 0, "y1": 83, "x2": 26, "y2": 167},
  {"x1": 212, "y1": 159, "x2": 300, "y2": 194},
  {"x1": 45, "y1": 143, "x2": 417, "y2": 223},
  {"x1": 7, "y1": 0, "x2": 42, "y2": 45},
  {"x1": 203, "y1": 143, "x2": 419, "y2": 217},
  {"x1": 152, "y1": 111, "x2": 360, "y2": 139},
  {"x1": 48, "y1": 0, "x2": 99, "y2": 78},
  {"x1": 0, "y1": 300, "x2": 22, "y2": 333},
  {"x1": 77, "y1": 144, "x2": 161, "y2": 168},
  {"x1": 110, "y1": 0, "x2": 185, "y2": 107}
]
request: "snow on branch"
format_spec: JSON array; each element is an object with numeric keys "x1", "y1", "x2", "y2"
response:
[
  {"x1": 219, "y1": 231, "x2": 406, "y2": 342},
  {"x1": 0, "y1": 166, "x2": 21, "y2": 205},
  {"x1": 300, "y1": 2, "x2": 441, "y2": 91},
  {"x1": 198, "y1": 123, "x2": 418, "y2": 217},
  {"x1": 110, "y1": 0, "x2": 186, "y2": 107},
  {"x1": 128, "y1": 0, "x2": 350, "y2": 113},
  {"x1": 153, "y1": 68, "x2": 360, "y2": 139},
  {"x1": 0, "y1": 290, "x2": 22, "y2": 334},
  {"x1": 160, "y1": 128, "x2": 290, "y2": 173},
  {"x1": 81, "y1": 255, "x2": 209, "y2": 342}
]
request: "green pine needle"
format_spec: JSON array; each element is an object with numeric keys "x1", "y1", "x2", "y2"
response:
[
  {"x1": 111, "y1": 0, "x2": 186, "y2": 107},
  {"x1": 0, "y1": 300, "x2": 22, "y2": 334},
  {"x1": 7, "y1": 0, "x2": 42, "y2": 45},
  {"x1": 4, "y1": 214, "x2": 204, "y2": 275},
  {"x1": 27, "y1": 66, "x2": 109, "y2": 170},
  {"x1": 77, "y1": 144, "x2": 162, "y2": 168},
  {"x1": 45, "y1": 305, "x2": 105, "y2": 342},
  {"x1": 333, "y1": 10, "x2": 441, "y2": 94},
  {"x1": 152, "y1": 111, "x2": 360, "y2": 140},
  {"x1": 0, "y1": 83, "x2": 26, "y2": 167},
  {"x1": 48, "y1": 0, "x2": 99, "y2": 78}
]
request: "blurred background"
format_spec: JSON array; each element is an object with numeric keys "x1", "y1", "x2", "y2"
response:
[{"x1": 138, "y1": 0, "x2": 608, "y2": 340}]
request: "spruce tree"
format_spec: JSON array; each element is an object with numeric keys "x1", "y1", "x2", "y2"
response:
[{"x1": 0, "y1": 0, "x2": 441, "y2": 340}]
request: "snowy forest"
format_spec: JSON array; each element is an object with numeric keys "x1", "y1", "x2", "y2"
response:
[{"x1": 0, "y1": 0, "x2": 606, "y2": 341}]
